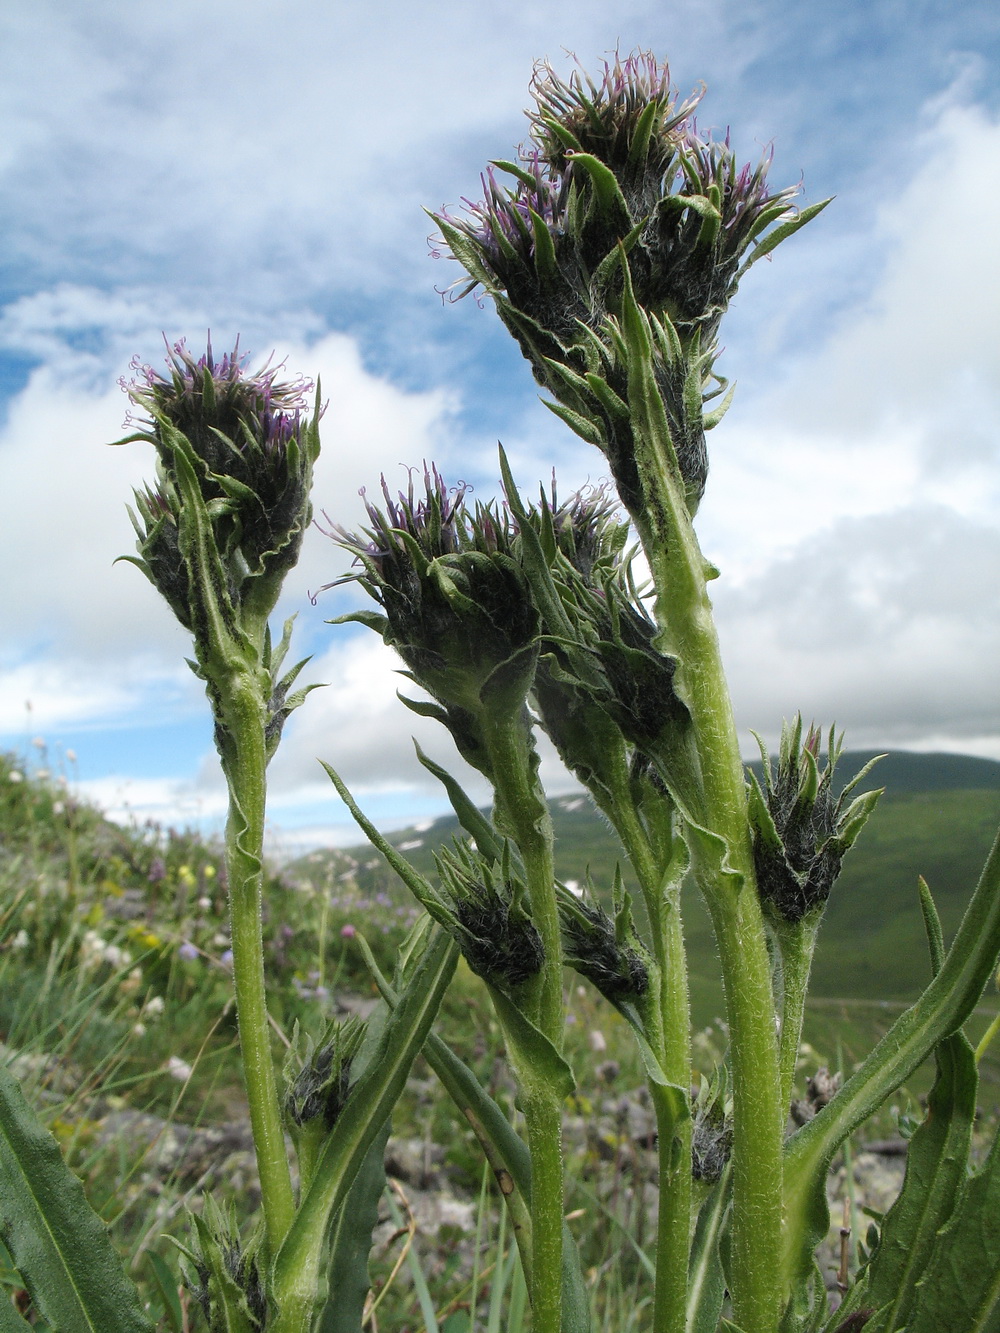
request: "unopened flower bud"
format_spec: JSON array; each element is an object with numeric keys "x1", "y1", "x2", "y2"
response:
[
  {"x1": 748, "y1": 719, "x2": 883, "y2": 924},
  {"x1": 284, "y1": 1016, "x2": 366, "y2": 1132},
  {"x1": 433, "y1": 52, "x2": 826, "y2": 516},
  {"x1": 559, "y1": 876, "x2": 650, "y2": 1006},
  {"x1": 326, "y1": 466, "x2": 540, "y2": 772},
  {"x1": 116, "y1": 336, "x2": 322, "y2": 627},
  {"x1": 435, "y1": 842, "x2": 543, "y2": 990}
]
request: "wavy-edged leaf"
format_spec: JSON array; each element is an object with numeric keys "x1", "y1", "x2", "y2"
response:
[
  {"x1": 903, "y1": 1124, "x2": 1000, "y2": 1333},
  {"x1": 0, "y1": 1067, "x2": 153, "y2": 1332}
]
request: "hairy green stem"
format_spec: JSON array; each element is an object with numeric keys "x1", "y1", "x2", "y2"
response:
[
  {"x1": 222, "y1": 681, "x2": 296, "y2": 1261},
  {"x1": 479, "y1": 710, "x2": 565, "y2": 1333},
  {"x1": 774, "y1": 915, "x2": 823, "y2": 1116},
  {"x1": 619, "y1": 290, "x2": 784, "y2": 1332},
  {"x1": 602, "y1": 763, "x2": 692, "y2": 1333}
]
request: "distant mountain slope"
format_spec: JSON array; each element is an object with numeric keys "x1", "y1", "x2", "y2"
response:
[
  {"x1": 293, "y1": 752, "x2": 1000, "y2": 1011},
  {"x1": 752, "y1": 749, "x2": 1000, "y2": 795}
]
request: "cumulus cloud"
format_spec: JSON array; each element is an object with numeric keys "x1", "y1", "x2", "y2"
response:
[
  {"x1": 0, "y1": 0, "x2": 732, "y2": 312},
  {"x1": 716, "y1": 506, "x2": 1000, "y2": 755},
  {"x1": 698, "y1": 92, "x2": 1000, "y2": 580}
]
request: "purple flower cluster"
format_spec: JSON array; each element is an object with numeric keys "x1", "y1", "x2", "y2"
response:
[
  {"x1": 433, "y1": 50, "x2": 801, "y2": 348},
  {"x1": 121, "y1": 336, "x2": 314, "y2": 458}
]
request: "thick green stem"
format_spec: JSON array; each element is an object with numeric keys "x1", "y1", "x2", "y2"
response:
[
  {"x1": 479, "y1": 710, "x2": 565, "y2": 1333},
  {"x1": 619, "y1": 289, "x2": 785, "y2": 1332},
  {"x1": 665, "y1": 584, "x2": 782, "y2": 1333},
  {"x1": 775, "y1": 915, "x2": 823, "y2": 1116},
  {"x1": 222, "y1": 682, "x2": 296, "y2": 1261}
]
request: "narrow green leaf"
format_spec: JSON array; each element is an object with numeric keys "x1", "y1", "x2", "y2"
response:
[
  {"x1": 686, "y1": 1164, "x2": 731, "y2": 1333},
  {"x1": 413, "y1": 743, "x2": 503, "y2": 862},
  {"x1": 918, "y1": 876, "x2": 946, "y2": 976},
  {"x1": 567, "y1": 152, "x2": 631, "y2": 225},
  {"x1": 782, "y1": 822, "x2": 1000, "y2": 1298},
  {"x1": 738, "y1": 199, "x2": 832, "y2": 276},
  {"x1": 487, "y1": 986, "x2": 575, "y2": 1101},
  {"x1": 702, "y1": 381, "x2": 737, "y2": 431},
  {"x1": 530, "y1": 208, "x2": 558, "y2": 280},
  {"x1": 145, "y1": 1252, "x2": 184, "y2": 1333},
  {"x1": 541, "y1": 398, "x2": 605, "y2": 446},
  {"x1": 0, "y1": 1067, "x2": 153, "y2": 1332},
  {"x1": 490, "y1": 159, "x2": 544, "y2": 190},
  {"x1": 584, "y1": 373, "x2": 630, "y2": 421},
  {"x1": 626, "y1": 99, "x2": 661, "y2": 173},
  {"x1": 326, "y1": 609, "x2": 390, "y2": 636},
  {"x1": 319, "y1": 760, "x2": 452, "y2": 925},
  {"x1": 316, "y1": 1119, "x2": 391, "y2": 1333}
]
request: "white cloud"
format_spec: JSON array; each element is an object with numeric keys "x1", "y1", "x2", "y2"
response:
[
  {"x1": 76, "y1": 773, "x2": 229, "y2": 831},
  {"x1": 716, "y1": 506, "x2": 1000, "y2": 755},
  {"x1": 699, "y1": 93, "x2": 1000, "y2": 583},
  {"x1": 0, "y1": 0, "x2": 735, "y2": 308}
]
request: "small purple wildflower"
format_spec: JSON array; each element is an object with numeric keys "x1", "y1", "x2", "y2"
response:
[
  {"x1": 178, "y1": 940, "x2": 199, "y2": 961},
  {"x1": 340, "y1": 923, "x2": 356, "y2": 939},
  {"x1": 220, "y1": 948, "x2": 234, "y2": 969},
  {"x1": 147, "y1": 856, "x2": 167, "y2": 884}
]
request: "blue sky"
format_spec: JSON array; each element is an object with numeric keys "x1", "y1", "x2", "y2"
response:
[{"x1": 1, "y1": 0, "x2": 998, "y2": 852}]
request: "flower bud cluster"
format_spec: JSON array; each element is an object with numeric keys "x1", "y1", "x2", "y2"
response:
[
  {"x1": 284, "y1": 1016, "x2": 367, "y2": 1132},
  {"x1": 329, "y1": 466, "x2": 539, "y2": 776},
  {"x1": 434, "y1": 52, "x2": 822, "y2": 515},
  {"x1": 513, "y1": 480, "x2": 691, "y2": 796},
  {"x1": 748, "y1": 719, "x2": 883, "y2": 924},
  {"x1": 690, "y1": 1066, "x2": 733, "y2": 1184},
  {"x1": 180, "y1": 1197, "x2": 266, "y2": 1332}
]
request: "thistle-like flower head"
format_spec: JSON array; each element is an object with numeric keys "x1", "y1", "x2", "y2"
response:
[
  {"x1": 284, "y1": 1016, "x2": 366, "y2": 1131},
  {"x1": 117, "y1": 336, "x2": 322, "y2": 634},
  {"x1": 432, "y1": 52, "x2": 825, "y2": 514},
  {"x1": 328, "y1": 466, "x2": 539, "y2": 729},
  {"x1": 513, "y1": 478, "x2": 689, "y2": 783},
  {"x1": 748, "y1": 719, "x2": 883, "y2": 924},
  {"x1": 434, "y1": 50, "x2": 807, "y2": 344},
  {"x1": 559, "y1": 877, "x2": 650, "y2": 1007}
]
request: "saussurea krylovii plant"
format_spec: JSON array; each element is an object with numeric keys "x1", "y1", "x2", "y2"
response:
[{"x1": 0, "y1": 48, "x2": 997, "y2": 1333}]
